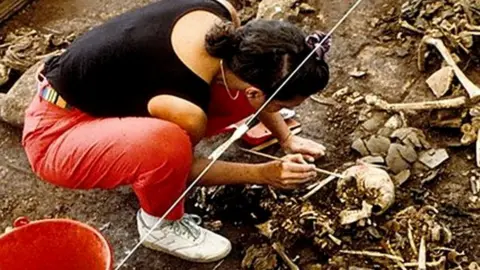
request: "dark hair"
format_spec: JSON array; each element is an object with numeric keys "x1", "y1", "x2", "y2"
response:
[{"x1": 205, "y1": 19, "x2": 330, "y2": 101}]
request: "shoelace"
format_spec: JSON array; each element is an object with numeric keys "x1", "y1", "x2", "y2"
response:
[{"x1": 170, "y1": 214, "x2": 202, "y2": 240}]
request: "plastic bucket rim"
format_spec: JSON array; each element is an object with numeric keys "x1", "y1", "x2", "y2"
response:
[{"x1": 2, "y1": 218, "x2": 113, "y2": 270}]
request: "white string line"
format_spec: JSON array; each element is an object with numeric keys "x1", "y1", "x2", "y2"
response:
[{"x1": 114, "y1": 0, "x2": 364, "y2": 268}]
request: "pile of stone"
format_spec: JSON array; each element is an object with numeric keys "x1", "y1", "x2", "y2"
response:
[{"x1": 351, "y1": 112, "x2": 449, "y2": 185}]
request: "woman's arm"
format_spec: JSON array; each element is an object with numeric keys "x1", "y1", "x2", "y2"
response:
[
  {"x1": 147, "y1": 94, "x2": 207, "y2": 146},
  {"x1": 258, "y1": 111, "x2": 292, "y2": 144},
  {"x1": 189, "y1": 155, "x2": 318, "y2": 188},
  {"x1": 189, "y1": 158, "x2": 264, "y2": 185}
]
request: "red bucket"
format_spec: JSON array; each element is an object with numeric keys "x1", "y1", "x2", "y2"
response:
[{"x1": 0, "y1": 217, "x2": 114, "y2": 270}]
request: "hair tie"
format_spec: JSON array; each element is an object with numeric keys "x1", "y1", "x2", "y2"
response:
[{"x1": 305, "y1": 31, "x2": 331, "y2": 60}]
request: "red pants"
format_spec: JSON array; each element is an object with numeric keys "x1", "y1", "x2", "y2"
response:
[{"x1": 22, "y1": 75, "x2": 254, "y2": 220}]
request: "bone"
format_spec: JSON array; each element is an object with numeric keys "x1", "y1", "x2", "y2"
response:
[
  {"x1": 365, "y1": 95, "x2": 466, "y2": 111},
  {"x1": 340, "y1": 250, "x2": 405, "y2": 262},
  {"x1": 386, "y1": 241, "x2": 407, "y2": 270},
  {"x1": 402, "y1": 256, "x2": 446, "y2": 268},
  {"x1": 476, "y1": 129, "x2": 480, "y2": 168},
  {"x1": 328, "y1": 234, "x2": 342, "y2": 246},
  {"x1": 408, "y1": 223, "x2": 418, "y2": 256},
  {"x1": 418, "y1": 236, "x2": 427, "y2": 270},
  {"x1": 420, "y1": 36, "x2": 480, "y2": 100},
  {"x1": 272, "y1": 242, "x2": 300, "y2": 270}
]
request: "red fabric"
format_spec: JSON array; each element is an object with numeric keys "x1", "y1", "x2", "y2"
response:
[
  {"x1": 22, "y1": 77, "x2": 254, "y2": 220},
  {"x1": 205, "y1": 83, "x2": 255, "y2": 136}
]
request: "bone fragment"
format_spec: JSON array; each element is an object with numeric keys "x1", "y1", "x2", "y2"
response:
[
  {"x1": 477, "y1": 129, "x2": 480, "y2": 168},
  {"x1": 408, "y1": 223, "x2": 418, "y2": 256},
  {"x1": 272, "y1": 242, "x2": 300, "y2": 270},
  {"x1": 386, "y1": 241, "x2": 407, "y2": 270},
  {"x1": 418, "y1": 236, "x2": 427, "y2": 270},
  {"x1": 328, "y1": 234, "x2": 342, "y2": 246},
  {"x1": 365, "y1": 95, "x2": 466, "y2": 111},
  {"x1": 400, "y1": 20, "x2": 424, "y2": 34},
  {"x1": 310, "y1": 95, "x2": 337, "y2": 106},
  {"x1": 465, "y1": 24, "x2": 480, "y2": 31},
  {"x1": 402, "y1": 256, "x2": 446, "y2": 268},
  {"x1": 302, "y1": 175, "x2": 338, "y2": 201},
  {"x1": 421, "y1": 36, "x2": 480, "y2": 101},
  {"x1": 340, "y1": 250, "x2": 404, "y2": 262}
]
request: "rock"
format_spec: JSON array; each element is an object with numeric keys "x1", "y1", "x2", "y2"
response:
[
  {"x1": 332, "y1": 87, "x2": 349, "y2": 99},
  {"x1": 395, "y1": 47, "x2": 409, "y2": 57},
  {"x1": 298, "y1": 3, "x2": 316, "y2": 13},
  {"x1": 391, "y1": 127, "x2": 430, "y2": 149},
  {"x1": 352, "y1": 138, "x2": 370, "y2": 156},
  {"x1": 426, "y1": 66, "x2": 454, "y2": 98},
  {"x1": 384, "y1": 115, "x2": 404, "y2": 129},
  {"x1": 365, "y1": 135, "x2": 391, "y2": 156},
  {"x1": 418, "y1": 149, "x2": 449, "y2": 169},
  {"x1": 397, "y1": 144, "x2": 417, "y2": 163},
  {"x1": 0, "y1": 60, "x2": 43, "y2": 128},
  {"x1": 377, "y1": 127, "x2": 394, "y2": 137},
  {"x1": 393, "y1": 169, "x2": 411, "y2": 186},
  {"x1": 242, "y1": 244, "x2": 278, "y2": 270},
  {"x1": 256, "y1": 0, "x2": 298, "y2": 20},
  {"x1": 360, "y1": 156, "x2": 384, "y2": 164},
  {"x1": 349, "y1": 70, "x2": 367, "y2": 78},
  {"x1": 386, "y1": 143, "x2": 412, "y2": 173},
  {"x1": 361, "y1": 112, "x2": 389, "y2": 133}
]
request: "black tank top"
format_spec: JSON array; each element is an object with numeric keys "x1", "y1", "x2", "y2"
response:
[{"x1": 43, "y1": 0, "x2": 232, "y2": 117}]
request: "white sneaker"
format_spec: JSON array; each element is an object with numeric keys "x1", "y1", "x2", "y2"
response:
[{"x1": 136, "y1": 211, "x2": 232, "y2": 263}]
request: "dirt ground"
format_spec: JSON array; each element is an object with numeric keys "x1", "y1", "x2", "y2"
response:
[{"x1": 1, "y1": 0, "x2": 480, "y2": 269}]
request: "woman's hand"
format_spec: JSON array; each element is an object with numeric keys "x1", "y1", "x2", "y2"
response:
[
  {"x1": 258, "y1": 154, "x2": 317, "y2": 189},
  {"x1": 281, "y1": 134, "x2": 326, "y2": 162}
]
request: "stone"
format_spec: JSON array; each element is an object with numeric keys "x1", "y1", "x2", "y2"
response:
[
  {"x1": 397, "y1": 144, "x2": 417, "y2": 163},
  {"x1": 365, "y1": 135, "x2": 391, "y2": 156},
  {"x1": 361, "y1": 112, "x2": 388, "y2": 133},
  {"x1": 349, "y1": 70, "x2": 367, "y2": 78},
  {"x1": 298, "y1": 3, "x2": 316, "y2": 13},
  {"x1": 395, "y1": 47, "x2": 409, "y2": 57},
  {"x1": 0, "y1": 60, "x2": 43, "y2": 128},
  {"x1": 377, "y1": 127, "x2": 394, "y2": 137},
  {"x1": 332, "y1": 87, "x2": 349, "y2": 99},
  {"x1": 384, "y1": 115, "x2": 404, "y2": 129},
  {"x1": 256, "y1": 0, "x2": 298, "y2": 20},
  {"x1": 386, "y1": 143, "x2": 411, "y2": 174},
  {"x1": 360, "y1": 156, "x2": 384, "y2": 164},
  {"x1": 391, "y1": 127, "x2": 430, "y2": 149},
  {"x1": 426, "y1": 66, "x2": 454, "y2": 98},
  {"x1": 352, "y1": 138, "x2": 370, "y2": 156},
  {"x1": 393, "y1": 169, "x2": 411, "y2": 186},
  {"x1": 418, "y1": 149, "x2": 449, "y2": 169}
]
